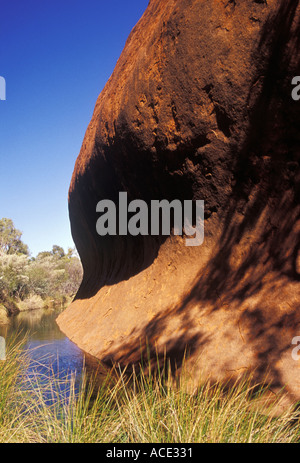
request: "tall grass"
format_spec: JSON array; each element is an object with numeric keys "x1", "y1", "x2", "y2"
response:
[
  {"x1": 1, "y1": 338, "x2": 300, "y2": 443},
  {"x1": 114, "y1": 362, "x2": 300, "y2": 443},
  {"x1": 0, "y1": 335, "x2": 36, "y2": 442}
]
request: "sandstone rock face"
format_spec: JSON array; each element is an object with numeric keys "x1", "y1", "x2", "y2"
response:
[{"x1": 57, "y1": 0, "x2": 300, "y2": 399}]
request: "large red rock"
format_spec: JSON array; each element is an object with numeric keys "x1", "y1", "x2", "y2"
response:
[{"x1": 57, "y1": 0, "x2": 300, "y2": 401}]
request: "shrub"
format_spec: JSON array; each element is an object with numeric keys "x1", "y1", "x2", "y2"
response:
[{"x1": 18, "y1": 295, "x2": 44, "y2": 312}]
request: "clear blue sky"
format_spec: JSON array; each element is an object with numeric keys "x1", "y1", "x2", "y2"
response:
[{"x1": 0, "y1": 0, "x2": 148, "y2": 257}]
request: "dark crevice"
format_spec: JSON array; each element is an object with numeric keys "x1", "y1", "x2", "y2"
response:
[{"x1": 214, "y1": 105, "x2": 232, "y2": 138}]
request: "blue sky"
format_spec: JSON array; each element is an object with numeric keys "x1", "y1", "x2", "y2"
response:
[{"x1": 0, "y1": 0, "x2": 148, "y2": 257}]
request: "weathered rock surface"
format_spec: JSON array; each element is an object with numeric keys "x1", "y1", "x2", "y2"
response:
[{"x1": 57, "y1": 0, "x2": 300, "y2": 399}]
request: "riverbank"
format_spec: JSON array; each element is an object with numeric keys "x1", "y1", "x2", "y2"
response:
[
  {"x1": 0, "y1": 295, "x2": 73, "y2": 325},
  {"x1": 0, "y1": 232, "x2": 83, "y2": 326},
  {"x1": 1, "y1": 334, "x2": 300, "y2": 443}
]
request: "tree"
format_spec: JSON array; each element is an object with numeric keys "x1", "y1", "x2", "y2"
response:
[
  {"x1": 51, "y1": 245, "x2": 65, "y2": 259},
  {"x1": 0, "y1": 218, "x2": 29, "y2": 256},
  {"x1": 26, "y1": 255, "x2": 65, "y2": 298},
  {"x1": 0, "y1": 225, "x2": 83, "y2": 305},
  {"x1": 61, "y1": 256, "x2": 83, "y2": 296},
  {"x1": 36, "y1": 251, "x2": 52, "y2": 260},
  {"x1": 0, "y1": 253, "x2": 29, "y2": 299}
]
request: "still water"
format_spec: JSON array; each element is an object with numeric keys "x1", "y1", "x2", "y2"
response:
[{"x1": 0, "y1": 307, "x2": 85, "y2": 381}]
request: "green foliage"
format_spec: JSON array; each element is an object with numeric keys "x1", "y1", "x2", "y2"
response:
[
  {"x1": 1, "y1": 344, "x2": 300, "y2": 443},
  {"x1": 51, "y1": 245, "x2": 65, "y2": 259},
  {"x1": 0, "y1": 218, "x2": 83, "y2": 307},
  {"x1": 0, "y1": 218, "x2": 29, "y2": 256},
  {"x1": 0, "y1": 254, "x2": 29, "y2": 299}
]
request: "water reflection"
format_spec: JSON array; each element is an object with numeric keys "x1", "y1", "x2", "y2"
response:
[{"x1": 0, "y1": 308, "x2": 85, "y2": 382}]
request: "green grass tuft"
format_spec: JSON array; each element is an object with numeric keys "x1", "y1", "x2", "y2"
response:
[{"x1": 0, "y1": 338, "x2": 300, "y2": 443}]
